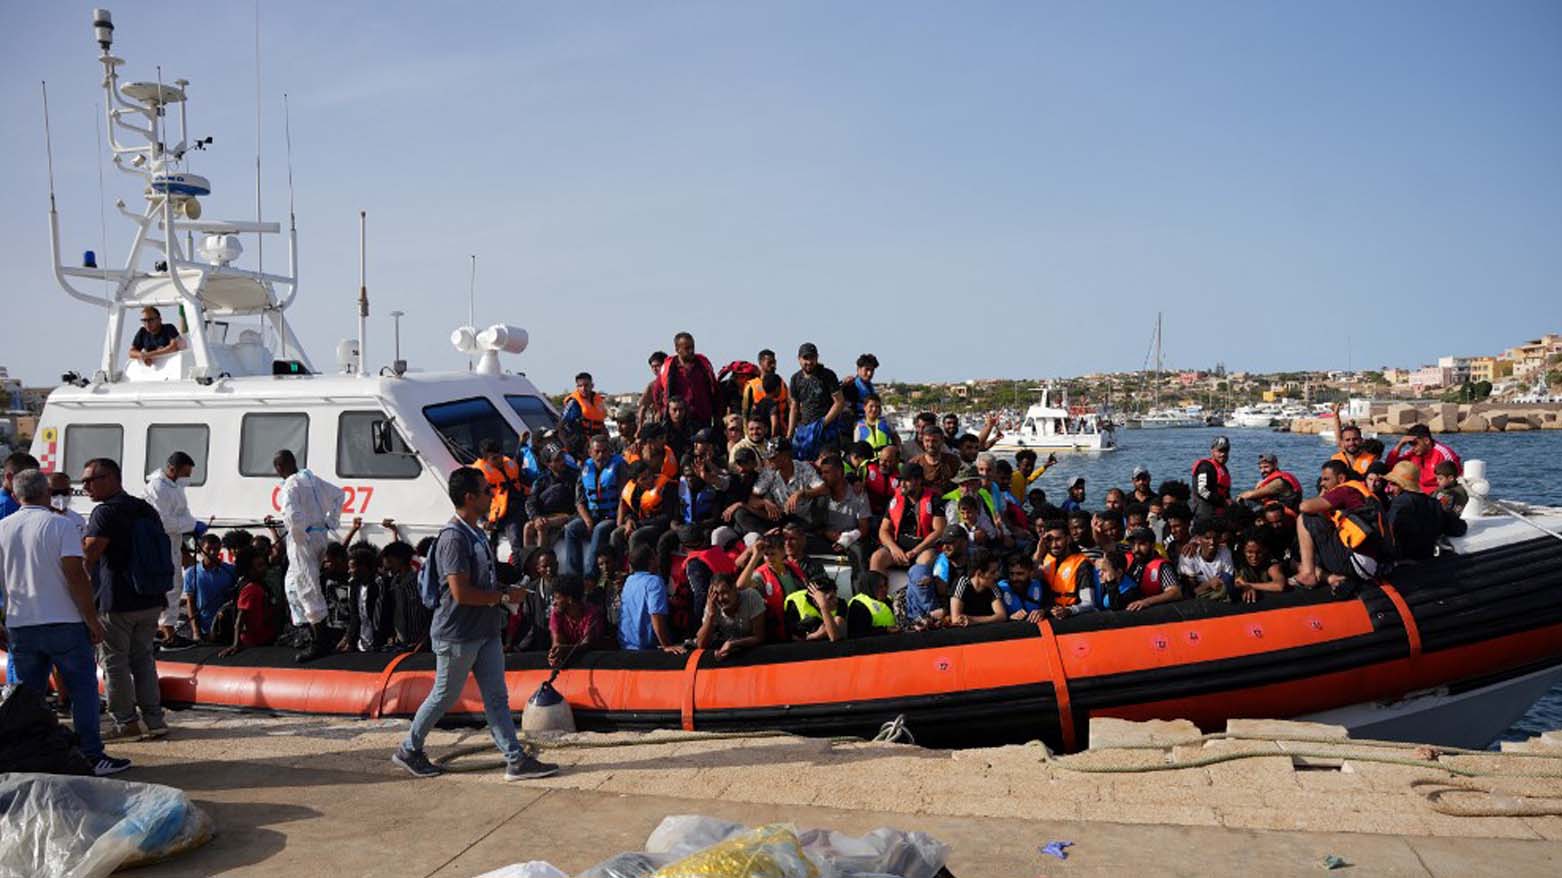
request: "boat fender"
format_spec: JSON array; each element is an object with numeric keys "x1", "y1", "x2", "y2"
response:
[{"x1": 521, "y1": 680, "x2": 576, "y2": 736}]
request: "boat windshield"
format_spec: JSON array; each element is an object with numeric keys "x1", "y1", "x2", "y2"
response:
[
  {"x1": 504, "y1": 395, "x2": 558, "y2": 439},
  {"x1": 423, "y1": 397, "x2": 519, "y2": 464}
]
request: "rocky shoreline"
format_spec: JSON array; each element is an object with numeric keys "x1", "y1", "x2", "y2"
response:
[{"x1": 1290, "y1": 402, "x2": 1562, "y2": 435}]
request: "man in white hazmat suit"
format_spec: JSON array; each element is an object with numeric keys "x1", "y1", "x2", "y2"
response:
[
  {"x1": 144, "y1": 451, "x2": 205, "y2": 647},
  {"x1": 272, "y1": 448, "x2": 345, "y2": 661}
]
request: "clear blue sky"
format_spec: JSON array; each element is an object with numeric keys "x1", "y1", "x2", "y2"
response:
[{"x1": 3, "y1": 1, "x2": 1559, "y2": 393}]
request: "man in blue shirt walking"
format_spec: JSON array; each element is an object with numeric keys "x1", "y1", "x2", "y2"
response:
[{"x1": 392, "y1": 468, "x2": 559, "y2": 781}]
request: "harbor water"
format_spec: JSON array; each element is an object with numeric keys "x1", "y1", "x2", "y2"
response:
[{"x1": 1041, "y1": 424, "x2": 1562, "y2": 745}]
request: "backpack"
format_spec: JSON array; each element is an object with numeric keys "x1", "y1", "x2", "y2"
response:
[
  {"x1": 126, "y1": 502, "x2": 177, "y2": 597},
  {"x1": 417, "y1": 522, "x2": 489, "y2": 609}
]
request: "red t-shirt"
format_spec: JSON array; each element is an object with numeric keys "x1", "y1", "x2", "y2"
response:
[{"x1": 236, "y1": 581, "x2": 278, "y2": 647}]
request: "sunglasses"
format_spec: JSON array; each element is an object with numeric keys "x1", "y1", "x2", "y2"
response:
[{"x1": 50, "y1": 489, "x2": 72, "y2": 497}]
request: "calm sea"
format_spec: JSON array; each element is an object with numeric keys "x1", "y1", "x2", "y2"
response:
[{"x1": 1037, "y1": 425, "x2": 1562, "y2": 745}]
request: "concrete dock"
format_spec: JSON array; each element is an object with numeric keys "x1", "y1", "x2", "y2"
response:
[{"x1": 111, "y1": 710, "x2": 1562, "y2": 877}]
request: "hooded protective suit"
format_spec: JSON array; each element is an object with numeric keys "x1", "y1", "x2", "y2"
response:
[
  {"x1": 145, "y1": 468, "x2": 205, "y2": 627},
  {"x1": 279, "y1": 468, "x2": 345, "y2": 625}
]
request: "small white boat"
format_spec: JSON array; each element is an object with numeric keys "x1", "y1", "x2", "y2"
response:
[
  {"x1": 1128, "y1": 406, "x2": 1204, "y2": 429},
  {"x1": 1228, "y1": 404, "x2": 1281, "y2": 428},
  {"x1": 989, "y1": 389, "x2": 1115, "y2": 453}
]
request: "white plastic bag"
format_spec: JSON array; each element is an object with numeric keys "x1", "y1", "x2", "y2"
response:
[
  {"x1": 472, "y1": 862, "x2": 568, "y2": 878},
  {"x1": 0, "y1": 773, "x2": 212, "y2": 878}
]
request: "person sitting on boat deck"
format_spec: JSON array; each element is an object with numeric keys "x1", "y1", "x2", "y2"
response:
[
  {"x1": 1190, "y1": 435, "x2": 1232, "y2": 524},
  {"x1": 183, "y1": 533, "x2": 237, "y2": 643},
  {"x1": 611, "y1": 406, "x2": 639, "y2": 457},
  {"x1": 546, "y1": 573, "x2": 607, "y2": 666},
  {"x1": 1329, "y1": 411, "x2": 1379, "y2": 478},
  {"x1": 1059, "y1": 477, "x2": 1087, "y2": 515},
  {"x1": 1010, "y1": 450, "x2": 1058, "y2": 501},
  {"x1": 217, "y1": 548, "x2": 282, "y2": 657},
  {"x1": 128, "y1": 306, "x2": 185, "y2": 364},
  {"x1": 683, "y1": 526, "x2": 744, "y2": 622},
  {"x1": 788, "y1": 342, "x2": 846, "y2": 461},
  {"x1": 1384, "y1": 460, "x2": 1467, "y2": 561},
  {"x1": 950, "y1": 548, "x2": 1009, "y2": 627},
  {"x1": 1129, "y1": 465, "x2": 1155, "y2": 505},
  {"x1": 1363, "y1": 460, "x2": 1391, "y2": 507},
  {"x1": 1067, "y1": 511, "x2": 1098, "y2": 560},
  {"x1": 727, "y1": 411, "x2": 770, "y2": 467},
  {"x1": 1235, "y1": 452, "x2": 1300, "y2": 516},
  {"x1": 844, "y1": 440, "x2": 874, "y2": 481},
  {"x1": 561, "y1": 371, "x2": 608, "y2": 438},
  {"x1": 694, "y1": 570, "x2": 768, "y2": 660},
  {"x1": 1433, "y1": 460, "x2": 1468, "y2": 515},
  {"x1": 1039, "y1": 521, "x2": 1098, "y2": 619},
  {"x1": 842, "y1": 571, "x2": 894, "y2": 637},
  {"x1": 899, "y1": 412, "x2": 936, "y2": 463},
  {"x1": 862, "y1": 443, "x2": 901, "y2": 518},
  {"x1": 1233, "y1": 533, "x2": 1287, "y2": 604},
  {"x1": 1252, "y1": 502, "x2": 1295, "y2": 573},
  {"x1": 1092, "y1": 510, "x2": 1126, "y2": 554},
  {"x1": 743, "y1": 438, "x2": 823, "y2": 531},
  {"x1": 910, "y1": 426, "x2": 961, "y2": 493},
  {"x1": 853, "y1": 393, "x2": 897, "y2": 454},
  {"x1": 898, "y1": 562, "x2": 943, "y2": 630},
  {"x1": 798, "y1": 455, "x2": 872, "y2": 577},
  {"x1": 1123, "y1": 503, "x2": 1152, "y2": 541},
  {"x1": 998, "y1": 552, "x2": 1047, "y2": 623},
  {"x1": 778, "y1": 522, "x2": 830, "y2": 591},
  {"x1": 637, "y1": 351, "x2": 668, "y2": 426},
  {"x1": 944, "y1": 464, "x2": 1008, "y2": 550},
  {"x1": 1387, "y1": 424, "x2": 1462, "y2": 495},
  {"x1": 378, "y1": 541, "x2": 429, "y2": 650},
  {"x1": 739, "y1": 532, "x2": 805, "y2": 643},
  {"x1": 565, "y1": 434, "x2": 625, "y2": 579},
  {"x1": 742, "y1": 350, "x2": 789, "y2": 439},
  {"x1": 954, "y1": 432, "x2": 985, "y2": 465},
  {"x1": 1160, "y1": 503, "x2": 1194, "y2": 560},
  {"x1": 871, "y1": 464, "x2": 947, "y2": 576},
  {"x1": 1178, "y1": 519, "x2": 1234, "y2": 602},
  {"x1": 613, "y1": 423, "x2": 682, "y2": 569},
  {"x1": 657, "y1": 332, "x2": 720, "y2": 429},
  {"x1": 932, "y1": 529, "x2": 967, "y2": 594},
  {"x1": 660, "y1": 397, "x2": 697, "y2": 463},
  {"x1": 1124, "y1": 527, "x2": 1181, "y2": 611},
  {"x1": 839, "y1": 353, "x2": 879, "y2": 423},
  {"x1": 940, "y1": 413, "x2": 963, "y2": 448},
  {"x1": 784, "y1": 575, "x2": 845, "y2": 642},
  {"x1": 1094, "y1": 547, "x2": 1140, "y2": 611},
  {"x1": 618, "y1": 542, "x2": 685, "y2": 653},
  {"x1": 523, "y1": 448, "x2": 578, "y2": 552},
  {"x1": 1102, "y1": 488, "x2": 1127, "y2": 523},
  {"x1": 1293, "y1": 460, "x2": 1386, "y2": 592},
  {"x1": 475, "y1": 439, "x2": 527, "y2": 562},
  {"x1": 679, "y1": 436, "x2": 729, "y2": 528}
]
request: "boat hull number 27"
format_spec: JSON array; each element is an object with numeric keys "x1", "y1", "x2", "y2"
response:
[{"x1": 269, "y1": 485, "x2": 375, "y2": 514}]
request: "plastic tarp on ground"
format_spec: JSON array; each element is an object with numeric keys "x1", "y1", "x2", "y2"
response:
[
  {"x1": 474, "y1": 815, "x2": 948, "y2": 878},
  {"x1": 0, "y1": 774, "x2": 213, "y2": 878}
]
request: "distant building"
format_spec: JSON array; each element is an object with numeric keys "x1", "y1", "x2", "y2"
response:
[
  {"x1": 1381, "y1": 367, "x2": 1409, "y2": 386},
  {"x1": 1504, "y1": 334, "x2": 1561, "y2": 378},
  {"x1": 1437, "y1": 356, "x2": 1473, "y2": 386},
  {"x1": 1410, "y1": 365, "x2": 1450, "y2": 392},
  {"x1": 1468, "y1": 356, "x2": 1512, "y2": 384}
]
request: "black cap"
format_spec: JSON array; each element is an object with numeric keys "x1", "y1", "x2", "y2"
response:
[
  {"x1": 1127, "y1": 527, "x2": 1156, "y2": 544},
  {"x1": 798, "y1": 342, "x2": 819, "y2": 358},
  {"x1": 1211, "y1": 435, "x2": 1231, "y2": 452},
  {"x1": 693, "y1": 427, "x2": 716, "y2": 444}
]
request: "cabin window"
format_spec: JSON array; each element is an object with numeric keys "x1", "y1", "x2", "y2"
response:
[
  {"x1": 504, "y1": 395, "x2": 559, "y2": 437},
  {"x1": 145, "y1": 424, "x2": 210, "y2": 486},
  {"x1": 240, "y1": 413, "x2": 308, "y2": 477},
  {"x1": 423, "y1": 397, "x2": 518, "y2": 465},
  {"x1": 337, "y1": 411, "x2": 421, "y2": 479},
  {"x1": 62, "y1": 424, "x2": 123, "y2": 479}
]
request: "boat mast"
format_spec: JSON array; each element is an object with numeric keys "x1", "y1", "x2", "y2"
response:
[{"x1": 1154, "y1": 312, "x2": 1162, "y2": 411}]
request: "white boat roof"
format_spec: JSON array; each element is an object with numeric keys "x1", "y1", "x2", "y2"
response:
[{"x1": 43, "y1": 369, "x2": 548, "y2": 409}]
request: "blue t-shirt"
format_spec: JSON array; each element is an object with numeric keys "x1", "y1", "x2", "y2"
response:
[
  {"x1": 618, "y1": 571, "x2": 670, "y2": 650},
  {"x1": 183, "y1": 561, "x2": 238, "y2": 632},
  {"x1": 932, "y1": 554, "x2": 952, "y2": 584},
  {"x1": 997, "y1": 578, "x2": 1046, "y2": 615},
  {"x1": 1098, "y1": 572, "x2": 1139, "y2": 611},
  {"x1": 0, "y1": 487, "x2": 20, "y2": 521}
]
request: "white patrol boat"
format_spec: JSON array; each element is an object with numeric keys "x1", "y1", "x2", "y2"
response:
[
  {"x1": 988, "y1": 389, "x2": 1115, "y2": 453},
  {"x1": 32, "y1": 9, "x2": 556, "y2": 546}
]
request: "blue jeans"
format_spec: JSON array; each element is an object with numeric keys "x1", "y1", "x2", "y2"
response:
[
  {"x1": 7, "y1": 623, "x2": 105, "y2": 760},
  {"x1": 401, "y1": 635, "x2": 525, "y2": 764},
  {"x1": 562, "y1": 516, "x2": 615, "y2": 578}
]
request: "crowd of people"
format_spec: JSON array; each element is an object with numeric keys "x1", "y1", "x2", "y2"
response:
[{"x1": 0, "y1": 332, "x2": 1477, "y2": 780}]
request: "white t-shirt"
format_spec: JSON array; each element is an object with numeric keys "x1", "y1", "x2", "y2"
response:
[
  {"x1": 0, "y1": 505, "x2": 87, "y2": 627},
  {"x1": 753, "y1": 461, "x2": 822, "y2": 509},
  {"x1": 1178, "y1": 546, "x2": 1235, "y2": 584}
]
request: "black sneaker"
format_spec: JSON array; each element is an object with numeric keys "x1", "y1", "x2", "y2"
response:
[
  {"x1": 93, "y1": 755, "x2": 132, "y2": 777},
  {"x1": 294, "y1": 638, "x2": 333, "y2": 664},
  {"x1": 392, "y1": 747, "x2": 443, "y2": 778},
  {"x1": 504, "y1": 755, "x2": 559, "y2": 781}
]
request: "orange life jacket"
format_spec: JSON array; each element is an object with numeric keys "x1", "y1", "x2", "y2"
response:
[
  {"x1": 619, "y1": 451, "x2": 678, "y2": 518},
  {"x1": 1041, "y1": 553, "x2": 1089, "y2": 607},
  {"x1": 886, "y1": 489, "x2": 936, "y2": 540},
  {"x1": 1328, "y1": 479, "x2": 1385, "y2": 551},
  {"x1": 566, "y1": 390, "x2": 607, "y2": 434},
  {"x1": 1331, "y1": 450, "x2": 1378, "y2": 477},
  {"x1": 475, "y1": 456, "x2": 522, "y2": 522}
]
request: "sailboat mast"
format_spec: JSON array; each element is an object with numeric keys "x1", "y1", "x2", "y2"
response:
[{"x1": 1154, "y1": 312, "x2": 1162, "y2": 410}]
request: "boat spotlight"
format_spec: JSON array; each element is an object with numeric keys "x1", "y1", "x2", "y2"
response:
[
  {"x1": 93, "y1": 8, "x2": 114, "y2": 52},
  {"x1": 452, "y1": 323, "x2": 528, "y2": 376}
]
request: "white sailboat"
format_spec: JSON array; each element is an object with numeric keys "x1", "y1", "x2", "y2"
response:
[{"x1": 1127, "y1": 313, "x2": 1203, "y2": 429}]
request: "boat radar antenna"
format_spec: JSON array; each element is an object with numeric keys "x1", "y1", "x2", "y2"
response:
[{"x1": 49, "y1": 9, "x2": 311, "y2": 381}]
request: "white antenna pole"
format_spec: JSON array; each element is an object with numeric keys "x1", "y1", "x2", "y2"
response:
[
  {"x1": 41, "y1": 82, "x2": 57, "y2": 210},
  {"x1": 467, "y1": 254, "x2": 477, "y2": 371},
  {"x1": 279, "y1": 92, "x2": 297, "y2": 361},
  {"x1": 357, "y1": 211, "x2": 368, "y2": 377},
  {"x1": 93, "y1": 100, "x2": 110, "y2": 298},
  {"x1": 253, "y1": 0, "x2": 264, "y2": 272}
]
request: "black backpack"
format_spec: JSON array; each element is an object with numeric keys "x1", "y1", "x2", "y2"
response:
[{"x1": 126, "y1": 501, "x2": 177, "y2": 597}]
